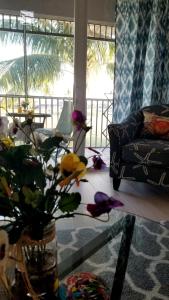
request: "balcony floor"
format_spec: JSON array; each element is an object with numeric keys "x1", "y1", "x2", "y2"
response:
[
  {"x1": 70, "y1": 147, "x2": 169, "y2": 225},
  {"x1": 85, "y1": 147, "x2": 110, "y2": 168}
]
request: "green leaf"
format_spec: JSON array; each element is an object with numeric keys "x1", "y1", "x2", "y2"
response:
[
  {"x1": 58, "y1": 192, "x2": 81, "y2": 213},
  {"x1": 39, "y1": 136, "x2": 64, "y2": 162},
  {"x1": 44, "y1": 194, "x2": 57, "y2": 213},
  {"x1": 12, "y1": 192, "x2": 19, "y2": 202},
  {"x1": 9, "y1": 157, "x2": 46, "y2": 189},
  {"x1": 22, "y1": 186, "x2": 43, "y2": 208},
  {"x1": 79, "y1": 156, "x2": 88, "y2": 166},
  {"x1": 0, "y1": 197, "x2": 14, "y2": 217},
  {"x1": 41, "y1": 136, "x2": 63, "y2": 150},
  {"x1": 0, "y1": 144, "x2": 31, "y2": 170},
  {"x1": 6, "y1": 223, "x2": 23, "y2": 244}
]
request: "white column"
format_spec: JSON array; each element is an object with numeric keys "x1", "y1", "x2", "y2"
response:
[{"x1": 73, "y1": 0, "x2": 87, "y2": 155}]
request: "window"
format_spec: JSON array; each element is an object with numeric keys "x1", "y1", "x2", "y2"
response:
[
  {"x1": 0, "y1": 12, "x2": 115, "y2": 147},
  {"x1": 0, "y1": 14, "x2": 74, "y2": 97},
  {"x1": 0, "y1": 13, "x2": 114, "y2": 98}
]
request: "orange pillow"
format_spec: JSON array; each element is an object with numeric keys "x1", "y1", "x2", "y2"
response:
[
  {"x1": 141, "y1": 111, "x2": 169, "y2": 139},
  {"x1": 153, "y1": 118, "x2": 169, "y2": 135}
]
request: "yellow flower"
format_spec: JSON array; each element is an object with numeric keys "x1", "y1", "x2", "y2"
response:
[
  {"x1": 75, "y1": 161, "x2": 86, "y2": 178},
  {"x1": 1, "y1": 137, "x2": 14, "y2": 148},
  {"x1": 59, "y1": 153, "x2": 86, "y2": 186},
  {"x1": 53, "y1": 278, "x2": 59, "y2": 292},
  {"x1": 60, "y1": 153, "x2": 80, "y2": 174}
]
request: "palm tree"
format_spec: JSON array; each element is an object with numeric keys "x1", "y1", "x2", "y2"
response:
[
  {"x1": 87, "y1": 39, "x2": 115, "y2": 79},
  {"x1": 0, "y1": 18, "x2": 114, "y2": 95},
  {"x1": 0, "y1": 31, "x2": 74, "y2": 94}
]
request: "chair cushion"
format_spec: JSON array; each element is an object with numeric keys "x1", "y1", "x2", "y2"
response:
[
  {"x1": 122, "y1": 139, "x2": 169, "y2": 167},
  {"x1": 140, "y1": 111, "x2": 169, "y2": 140},
  {"x1": 35, "y1": 128, "x2": 54, "y2": 137}
]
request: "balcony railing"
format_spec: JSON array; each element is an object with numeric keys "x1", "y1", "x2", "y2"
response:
[{"x1": 0, "y1": 95, "x2": 112, "y2": 147}]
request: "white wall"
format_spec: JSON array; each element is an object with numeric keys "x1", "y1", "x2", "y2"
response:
[{"x1": 0, "y1": 0, "x2": 115, "y2": 24}]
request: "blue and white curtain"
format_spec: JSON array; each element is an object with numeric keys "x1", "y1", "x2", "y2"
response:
[{"x1": 113, "y1": 0, "x2": 169, "y2": 123}]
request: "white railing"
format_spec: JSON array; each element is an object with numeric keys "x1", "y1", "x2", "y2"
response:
[{"x1": 0, "y1": 95, "x2": 112, "y2": 147}]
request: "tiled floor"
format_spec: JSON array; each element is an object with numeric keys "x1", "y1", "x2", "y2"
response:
[
  {"x1": 56, "y1": 147, "x2": 169, "y2": 231},
  {"x1": 84, "y1": 147, "x2": 169, "y2": 222},
  {"x1": 85, "y1": 147, "x2": 110, "y2": 168},
  {"x1": 57, "y1": 167, "x2": 169, "y2": 233}
]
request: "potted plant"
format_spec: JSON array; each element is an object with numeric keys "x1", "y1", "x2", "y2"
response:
[{"x1": 0, "y1": 109, "x2": 123, "y2": 299}]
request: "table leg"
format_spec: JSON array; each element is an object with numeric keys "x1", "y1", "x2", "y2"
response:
[
  {"x1": 110, "y1": 214, "x2": 135, "y2": 300},
  {"x1": 58, "y1": 218, "x2": 124, "y2": 280}
]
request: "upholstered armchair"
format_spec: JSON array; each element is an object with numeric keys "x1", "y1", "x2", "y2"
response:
[{"x1": 108, "y1": 104, "x2": 169, "y2": 190}]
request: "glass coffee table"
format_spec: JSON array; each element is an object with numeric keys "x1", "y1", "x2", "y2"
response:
[
  {"x1": 1, "y1": 210, "x2": 169, "y2": 299},
  {"x1": 56, "y1": 209, "x2": 169, "y2": 300}
]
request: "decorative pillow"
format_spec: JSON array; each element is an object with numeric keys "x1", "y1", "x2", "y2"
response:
[{"x1": 141, "y1": 111, "x2": 169, "y2": 140}]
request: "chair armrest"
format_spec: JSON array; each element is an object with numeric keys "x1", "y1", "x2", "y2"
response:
[
  {"x1": 108, "y1": 111, "x2": 143, "y2": 147},
  {"x1": 108, "y1": 111, "x2": 143, "y2": 176}
]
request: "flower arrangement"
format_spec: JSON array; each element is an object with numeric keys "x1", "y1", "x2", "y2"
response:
[
  {"x1": 0, "y1": 109, "x2": 123, "y2": 298},
  {"x1": 0, "y1": 110, "x2": 123, "y2": 244},
  {"x1": 17, "y1": 98, "x2": 34, "y2": 115},
  {"x1": 21, "y1": 99, "x2": 30, "y2": 111}
]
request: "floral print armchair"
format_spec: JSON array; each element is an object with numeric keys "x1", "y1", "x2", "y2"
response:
[{"x1": 108, "y1": 105, "x2": 169, "y2": 190}]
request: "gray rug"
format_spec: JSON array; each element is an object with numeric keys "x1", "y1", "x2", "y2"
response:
[{"x1": 57, "y1": 219, "x2": 169, "y2": 300}]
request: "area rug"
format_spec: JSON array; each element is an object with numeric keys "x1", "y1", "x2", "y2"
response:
[{"x1": 57, "y1": 218, "x2": 169, "y2": 300}]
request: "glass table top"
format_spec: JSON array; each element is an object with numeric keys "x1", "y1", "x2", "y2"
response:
[
  {"x1": 56, "y1": 209, "x2": 169, "y2": 299},
  {"x1": 1, "y1": 209, "x2": 169, "y2": 299}
]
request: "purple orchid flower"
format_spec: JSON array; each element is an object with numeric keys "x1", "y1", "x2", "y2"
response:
[
  {"x1": 92, "y1": 155, "x2": 106, "y2": 170},
  {"x1": 87, "y1": 192, "x2": 123, "y2": 217},
  {"x1": 71, "y1": 110, "x2": 86, "y2": 130},
  {"x1": 72, "y1": 110, "x2": 86, "y2": 123}
]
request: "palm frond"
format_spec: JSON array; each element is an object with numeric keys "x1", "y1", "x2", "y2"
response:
[
  {"x1": 0, "y1": 31, "x2": 74, "y2": 63},
  {"x1": 0, "y1": 31, "x2": 23, "y2": 45},
  {"x1": 87, "y1": 40, "x2": 114, "y2": 74},
  {"x1": 0, "y1": 24, "x2": 114, "y2": 94},
  {"x1": 0, "y1": 54, "x2": 65, "y2": 94}
]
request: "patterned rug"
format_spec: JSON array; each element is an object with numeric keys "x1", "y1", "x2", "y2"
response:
[{"x1": 57, "y1": 218, "x2": 169, "y2": 300}]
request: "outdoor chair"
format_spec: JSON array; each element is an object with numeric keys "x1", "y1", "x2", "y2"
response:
[
  {"x1": 108, "y1": 104, "x2": 169, "y2": 190},
  {"x1": 34, "y1": 100, "x2": 73, "y2": 142},
  {"x1": 8, "y1": 120, "x2": 44, "y2": 144}
]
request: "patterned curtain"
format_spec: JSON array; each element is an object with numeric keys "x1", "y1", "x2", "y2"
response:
[{"x1": 113, "y1": 0, "x2": 169, "y2": 123}]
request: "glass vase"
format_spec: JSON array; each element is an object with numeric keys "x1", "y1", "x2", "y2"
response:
[{"x1": 12, "y1": 221, "x2": 58, "y2": 299}]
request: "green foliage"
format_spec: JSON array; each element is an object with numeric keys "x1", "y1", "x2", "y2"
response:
[
  {"x1": 0, "y1": 144, "x2": 46, "y2": 189},
  {"x1": 79, "y1": 155, "x2": 88, "y2": 166},
  {"x1": 58, "y1": 192, "x2": 81, "y2": 213},
  {"x1": 0, "y1": 115, "x2": 89, "y2": 243},
  {"x1": 0, "y1": 197, "x2": 14, "y2": 217},
  {"x1": 87, "y1": 40, "x2": 115, "y2": 79},
  {"x1": 0, "y1": 25, "x2": 114, "y2": 94}
]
